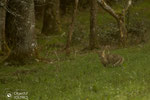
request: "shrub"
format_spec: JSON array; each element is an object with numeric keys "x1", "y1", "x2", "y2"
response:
[
  {"x1": 97, "y1": 23, "x2": 120, "y2": 46},
  {"x1": 97, "y1": 17, "x2": 147, "y2": 46},
  {"x1": 127, "y1": 15, "x2": 147, "y2": 45}
]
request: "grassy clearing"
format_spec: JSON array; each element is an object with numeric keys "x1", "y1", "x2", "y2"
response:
[
  {"x1": 0, "y1": 0, "x2": 150, "y2": 100},
  {"x1": 0, "y1": 44, "x2": 150, "y2": 100}
]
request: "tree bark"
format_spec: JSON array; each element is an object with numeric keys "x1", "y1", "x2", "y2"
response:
[
  {"x1": 42, "y1": 0, "x2": 60, "y2": 35},
  {"x1": 65, "y1": 0, "x2": 78, "y2": 55},
  {"x1": 117, "y1": 16, "x2": 128, "y2": 46},
  {"x1": 34, "y1": 0, "x2": 45, "y2": 21},
  {"x1": 0, "y1": 0, "x2": 6, "y2": 52},
  {"x1": 89, "y1": 0, "x2": 98, "y2": 50},
  {"x1": 5, "y1": 0, "x2": 37, "y2": 63}
]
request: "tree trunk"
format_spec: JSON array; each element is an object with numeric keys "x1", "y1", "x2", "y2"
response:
[
  {"x1": 5, "y1": 0, "x2": 37, "y2": 63},
  {"x1": 34, "y1": 0, "x2": 45, "y2": 21},
  {"x1": 65, "y1": 0, "x2": 78, "y2": 55},
  {"x1": 60, "y1": 0, "x2": 68, "y2": 15},
  {"x1": 89, "y1": 0, "x2": 98, "y2": 50},
  {"x1": 97, "y1": 0, "x2": 132, "y2": 46},
  {"x1": 42, "y1": 0, "x2": 60, "y2": 35},
  {"x1": 0, "y1": 0, "x2": 6, "y2": 52},
  {"x1": 118, "y1": 18, "x2": 127, "y2": 46}
]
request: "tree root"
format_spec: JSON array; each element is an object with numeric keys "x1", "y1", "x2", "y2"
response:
[{"x1": 0, "y1": 41, "x2": 11, "y2": 64}]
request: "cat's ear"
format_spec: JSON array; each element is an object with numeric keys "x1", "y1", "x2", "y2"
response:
[
  {"x1": 104, "y1": 45, "x2": 110, "y2": 54},
  {"x1": 105, "y1": 45, "x2": 111, "y2": 50},
  {"x1": 101, "y1": 50, "x2": 105, "y2": 58}
]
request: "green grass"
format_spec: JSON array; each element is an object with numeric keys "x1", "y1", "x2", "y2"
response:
[
  {"x1": 0, "y1": 44, "x2": 150, "y2": 100},
  {"x1": 0, "y1": 0, "x2": 150, "y2": 100}
]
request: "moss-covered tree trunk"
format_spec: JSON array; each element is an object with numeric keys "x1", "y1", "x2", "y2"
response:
[
  {"x1": 0, "y1": 0, "x2": 6, "y2": 52},
  {"x1": 89, "y1": 0, "x2": 98, "y2": 50},
  {"x1": 5, "y1": 0, "x2": 37, "y2": 63},
  {"x1": 65, "y1": 0, "x2": 78, "y2": 55},
  {"x1": 42, "y1": 0, "x2": 60, "y2": 35},
  {"x1": 117, "y1": 16, "x2": 128, "y2": 46}
]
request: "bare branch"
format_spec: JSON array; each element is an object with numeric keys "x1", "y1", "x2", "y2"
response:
[
  {"x1": 97, "y1": 0, "x2": 119, "y2": 20},
  {"x1": 124, "y1": 0, "x2": 132, "y2": 12}
]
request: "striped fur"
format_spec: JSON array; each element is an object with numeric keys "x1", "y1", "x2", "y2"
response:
[{"x1": 98, "y1": 49, "x2": 124, "y2": 67}]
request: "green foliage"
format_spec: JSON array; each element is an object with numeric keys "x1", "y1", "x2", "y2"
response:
[
  {"x1": 97, "y1": 23, "x2": 120, "y2": 45},
  {"x1": 127, "y1": 19, "x2": 147, "y2": 45},
  {"x1": 72, "y1": 21, "x2": 88, "y2": 45},
  {"x1": 96, "y1": 14, "x2": 147, "y2": 46},
  {"x1": 60, "y1": 0, "x2": 90, "y2": 15},
  {"x1": 127, "y1": 5, "x2": 148, "y2": 45}
]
